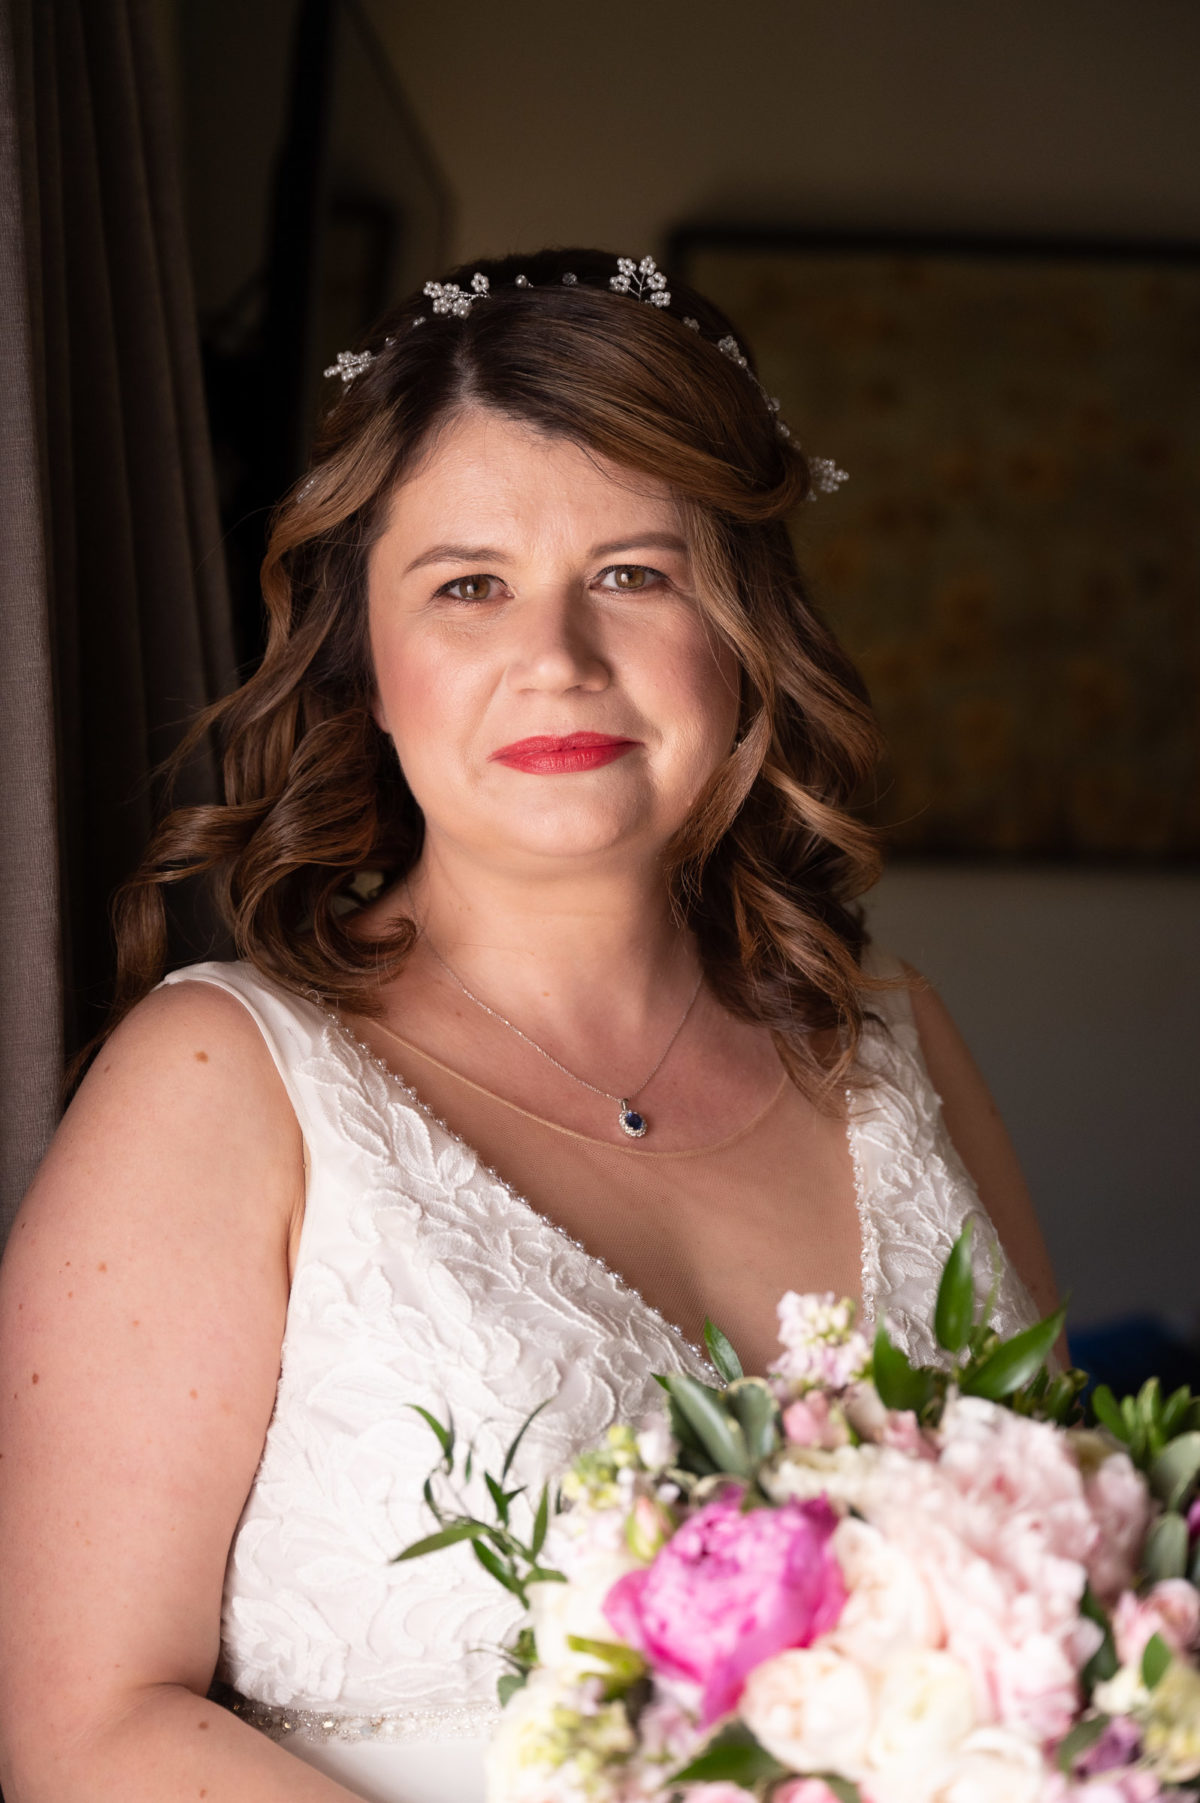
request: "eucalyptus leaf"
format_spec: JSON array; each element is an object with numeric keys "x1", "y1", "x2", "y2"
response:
[
  {"x1": 485, "y1": 1472, "x2": 510, "y2": 1525},
  {"x1": 1141, "y1": 1631, "x2": 1172, "y2": 1690},
  {"x1": 392, "y1": 1519, "x2": 485, "y2": 1563},
  {"x1": 501, "y1": 1397, "x2": 553, "y2": 1483},
  {"x1": 671, "y1": 1722, "x2": 785, "y2": 1786},
  {"x1": 813, "y1": 1779, "x2": 862, "y2": 1803},
  {"x1": 1090, "y1": 1384, "x2": 1129, "y2": 1442},
  {"x1": 703, "y1": 1318, "x2": 744, "y2": 1385},
  {"x1": 661, "y1": 1372, "x2": 751, "y2": 1476},
  {"x1": 959, "y1": 1305, "x2": 1065, "y2": 1401},
  {"x1": 1079, "y1": 1584, "x2": 1118, "y2": 1690},
  {"x1": 408, "y1": 1403, "x2": 454, "y2": 1463},
  {"x1": 472, "y1": 1538, "x2": 521, "y2": 1596},
  {"x1": 1161, "y1": 1385, "x2": 1195, "y2": 1438},
  {"x1": 565, "y1": 1636, "x2": 646, "y2": 1686},
  {"x1": 497, "y1": 1671, "x2": 526, "y2": 1706},
  {"x1": 728, "y1": 1378, "x2": 781, "y2": 1463},
  {"x1": 530, "y1": 1485, "x2": 550, "y2": 1559},
  {"x1": 1149, "y1": 1431, "x2": 1200, "y2": 1513},
  {"x1": 1056, "y1": 1713, "x2": 1111, "y2": 1773},
  {"x1": 871, "y1": 1324, "x2": 932, "y2": 1413},
  {"x1": 1143, "y1": 1510, "x2": 1189, "y2": 1581},
  {"x1": 934, "y1": 1222, "x2": 976, "y2": 1352}
]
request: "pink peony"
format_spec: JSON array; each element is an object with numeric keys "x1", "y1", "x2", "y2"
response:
[
  {"x1": 602, "y1": 1490, "x2": 846, "y2": 1725},
  {"x1": 850, "y1": 1399, "x2": 1099, "y2": 1742},
  {"x1": 1082, "y1": 1451, "x2": 1152, "y2": 1607}
]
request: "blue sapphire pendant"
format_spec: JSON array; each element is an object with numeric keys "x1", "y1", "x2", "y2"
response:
[{"x1": 617, "y1": 1099, "x2": 648, "y2": 1138}]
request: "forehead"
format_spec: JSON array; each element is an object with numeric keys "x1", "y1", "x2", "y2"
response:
[{"x1": 377, "y1": 408, "x2": 682, "y2": 549}]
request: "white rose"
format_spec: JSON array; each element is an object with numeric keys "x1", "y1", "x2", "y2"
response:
[
  {"x1": 740, "y1": 1646, "x2": 873, "y2": 1779},
  {"x1": 635, "y1": 1411, "x2": 677, "y2": 1471},
  {"x1": 528, "y1": 1552, "x2": 641, "y2": 1673},
  {"x1": 484, "y1": 1667, "x2": 567, "y2": 1803},
  {"x1": 864, "y1": 1648, "x2": 976, "y2": 1777},
  {"x1": 919, "y1": 1726, "x2": 1048, "y2": 1803},
  {"x1": 828, "y1": 1518, "x2": 943, "y2": 1670}
]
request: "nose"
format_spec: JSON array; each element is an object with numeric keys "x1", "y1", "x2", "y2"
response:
[{"x1": 507, "y1": 587, "x2": 610, "y2": 695}]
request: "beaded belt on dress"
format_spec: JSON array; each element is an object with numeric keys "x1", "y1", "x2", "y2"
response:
[{"x1": 211, "y1": 1681, "x2": 500, "y2": 1745}]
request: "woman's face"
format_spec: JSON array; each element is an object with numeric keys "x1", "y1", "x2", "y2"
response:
[{"x1": 367, "y1": 408, "x2": 740, "y2": 876}]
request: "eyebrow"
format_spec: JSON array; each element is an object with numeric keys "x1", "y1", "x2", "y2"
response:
[{"x1": 401, "y1": 532, "x2": 690, "y2": 578}]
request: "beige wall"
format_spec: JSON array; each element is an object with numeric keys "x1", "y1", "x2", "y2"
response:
[{"x1": 362, "y1": 0, "x2": 1200, "y2": 263}]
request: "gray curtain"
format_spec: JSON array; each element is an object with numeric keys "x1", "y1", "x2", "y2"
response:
[{"x1": 0, "y1": 0, "x2": 235, "y2": 1237}]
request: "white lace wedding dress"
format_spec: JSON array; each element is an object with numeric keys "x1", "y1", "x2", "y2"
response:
[{"x1": 161, "y1": 951, "x2": 1038, "y2": 1803}]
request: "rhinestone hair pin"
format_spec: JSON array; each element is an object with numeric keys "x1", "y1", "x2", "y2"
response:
[{"x1": 323, "y1": 253, "x2": 848, "y2": 495}]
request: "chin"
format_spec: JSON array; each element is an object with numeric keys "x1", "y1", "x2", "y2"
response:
[{"x1": 479, "y1": 803, "x2": 664, "y2": 868}]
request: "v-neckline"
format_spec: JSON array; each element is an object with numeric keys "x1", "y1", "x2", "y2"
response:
[{"x1": 323, "y1": 1006, "x2": 875, "y2": 1382}]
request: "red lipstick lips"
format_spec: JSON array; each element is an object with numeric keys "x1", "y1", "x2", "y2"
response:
[{"x1": 489, "y1": 732, "x2": 639, "y2": 774}]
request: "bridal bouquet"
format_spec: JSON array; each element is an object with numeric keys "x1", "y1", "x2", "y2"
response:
[{"x1": 399, "y1": 1226, "x2": 1200, "y2": 1803}]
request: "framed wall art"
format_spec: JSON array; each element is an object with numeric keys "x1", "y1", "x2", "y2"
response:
[{"x1": 671, "y1": 229, "x2": 1200, "y2": 860}]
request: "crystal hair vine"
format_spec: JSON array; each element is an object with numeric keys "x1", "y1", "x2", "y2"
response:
[{"x1": 322, "y1": 253, "x2": 848, "y2": 497}]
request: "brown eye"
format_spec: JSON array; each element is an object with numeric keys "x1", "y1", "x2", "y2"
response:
[
  {"x1": 446, "y1": 575, "x2": 496, "y2": 601},
  {"x1": 613, "y1": 566, "x2": 646, "y2": 590}
]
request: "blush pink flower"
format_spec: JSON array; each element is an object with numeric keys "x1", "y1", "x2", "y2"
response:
[
  {"x1": 1082, "y1": 1451, "x2": 1152, "y2": 1607},
  {"x1": 774, "y1": 1783, "x2": 859, "y2": 1803},
  {"x1": 782, "y1": 1391, "x2": 850, "y2": 1449},
  {"x1": 1113, "y1": 1579, "x2": 1200, "y2": 1667},
  {"x1": 602, "y1": 1490, "x2": 846, "y2": 1726}
]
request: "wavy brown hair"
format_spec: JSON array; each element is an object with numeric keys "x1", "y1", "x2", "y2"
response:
[{"x1": 110, "y1": 247, "x2": 890, "y2": 1095}]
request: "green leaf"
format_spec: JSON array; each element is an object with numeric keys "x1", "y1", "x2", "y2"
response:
[
  {"x1": 1143, "y1": 1510, "x2": 1189, "y2": 1581},
  {"x1": 811, "y1": 1780, "x2": 862, "y2": 1803},
  {"x1": 934, "y1": 1222, "x2": 976, "y2": 1353},
  {"x1": 660, "y1": 1373, "x2": 751, "y2": 1476},
  {"x1": 1142, "y1": 1631, "x2": 1172, "y2": 1690},
  {"x1": 497, "y1": 1671, "x2": 526, "y2": 1706},
  {"x1": 501, "y1": 1397, "x2": 553, "y2": 1483},
  {"x1": 392, "y1": 1520, "x2": 485, "y2": 1563},
  {"x1": 871, "y1": 1324, "x2": 933, "y2": 1413},
  {"x1": 471, "y1": 1538, "x2": 521, "y2": 1596},
  {"x1": 1079, "y1": 1584, "x2": 1119, "y2": 1692},
  {"x1": 565, "y1": 1636, "x2": 646, "y2": 1687},
  {"x1": 485, "y1": 1472, "x2": 511, "y2": 1525},
  {"x1": 526, "y1": 1566, "x2": 566, "y2": 1584},
  {"x1": 1149, "y1": 1431, "x2": 1200, "y2": 1513},
  {"x1": 407, "y1": 1403, "x2": 454, "y2": 1464},
  {"x1": 1090, "y1": 1384, "x2": 1129, "y2": 1442},
  {"x1": 703, "y1": 1318, "x2": 744, "y2": 1385},
  {"x1": 672, "y1": 1722, "x2": 785, "y2": 1787},
  {"x1": 530, "y1": 1485, "x2": 550, "y2": 1559},
  {"x1": 1161, "y1": 1385, "x2": 1194, "y2": 1438},
  {"x1": 959, "y1": 1305, "x2": 1066, "y2": 1401},
  {"x1": 1056, "y1": 1713, "x2": 1111, "y2": 1773},
  {"x1": 727, "y1": 1378, "x2": 781, "y2": 1463}
]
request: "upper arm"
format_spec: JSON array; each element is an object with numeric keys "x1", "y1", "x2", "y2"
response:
[
  {"x1": 0, "y1": 981, "x2": 305, "y2": 1754},
  {"x1": 900, "y1": 962, "x2": 1062, "y2": 1327}
]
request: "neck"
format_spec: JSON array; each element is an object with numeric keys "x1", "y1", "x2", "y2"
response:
[{"x1": 399, "y1": 842, "x2": 700, "y2": 1051}]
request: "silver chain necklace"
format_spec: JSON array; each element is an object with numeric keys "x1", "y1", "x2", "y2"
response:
[{"x1": 408, "y1": 893, "x2": 703, "y2": 1139}]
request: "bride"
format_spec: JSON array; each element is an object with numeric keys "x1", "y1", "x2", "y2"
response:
[{"x1": 0, "y1": 248, "x2": 1059, "y2": 1803}]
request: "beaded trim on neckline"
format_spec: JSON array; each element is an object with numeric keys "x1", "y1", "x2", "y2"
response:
[{"x1": 312, "y1": 999, "x2": 877, "y2": 1371}]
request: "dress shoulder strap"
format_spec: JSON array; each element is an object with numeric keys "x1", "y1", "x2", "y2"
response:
[{"x1": 158, "y1": 959, "x2": 331, "y2": 1141}]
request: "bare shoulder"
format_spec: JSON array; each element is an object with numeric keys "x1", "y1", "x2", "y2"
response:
[
  {"x1": 899, "y1": 960, "x2": 1062, "y2": 1323},
  {"x1": 13, "y1": 975, "x2": 304, "y2": 1275},
  {"x1": 0, "y1": 979, "x2": 305, "y2": 1739}
]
